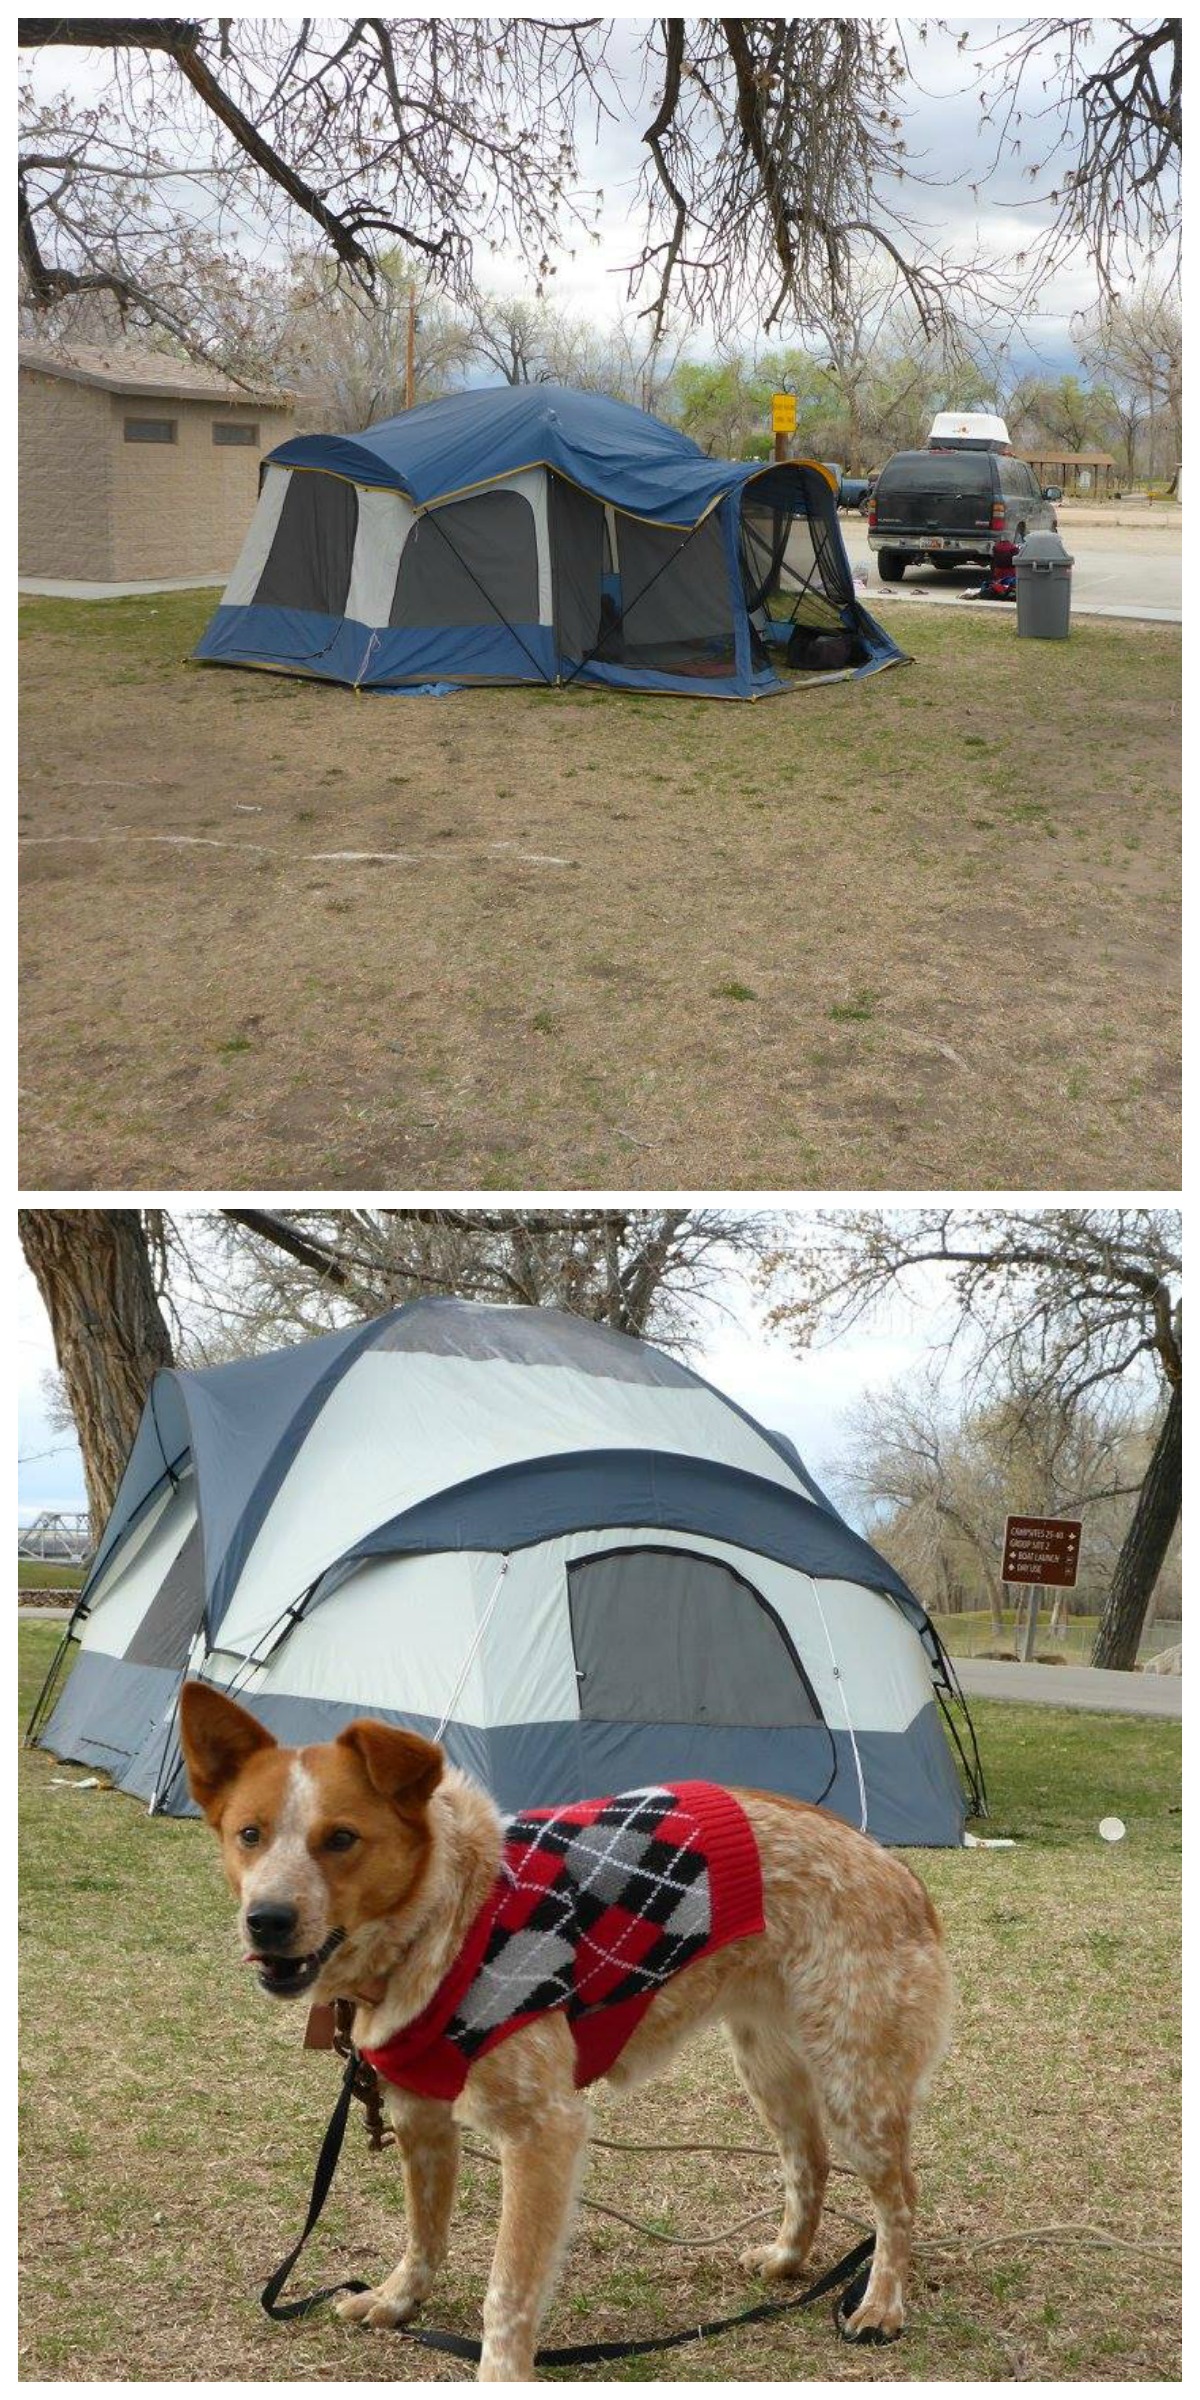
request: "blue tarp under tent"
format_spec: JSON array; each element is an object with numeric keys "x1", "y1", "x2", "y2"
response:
[
  {"x1": 193, "y1": 384, "x2": 907, "y2": 698},
  {"x1": 29, "y1": 1298, "x2": 983, "y2": 1842}
]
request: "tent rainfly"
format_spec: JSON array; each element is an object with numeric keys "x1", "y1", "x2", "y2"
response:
[
  {"x1": 194, "y1": 384, "x2": 905, "y2": 698},
  {"x1": 31, "y1": 1299, "x2": 983, "y2": 1843}
]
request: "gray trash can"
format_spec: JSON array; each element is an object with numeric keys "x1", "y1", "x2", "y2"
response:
[{"x1": 1015, "y1": 528, "x2": 1074, "y2": 640}]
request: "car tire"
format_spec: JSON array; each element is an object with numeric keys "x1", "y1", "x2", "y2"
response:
[
  {"x1": 931, "y1": 558, "x2": 958, "y2": 573},
  {"x1": 877, "y1": 549, "x2": 906, "y2": 580}
]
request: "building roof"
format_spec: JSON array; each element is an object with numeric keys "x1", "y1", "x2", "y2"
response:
[
  {"x1": 18, "y1": 341, "x2": 292, "y2": 408},
  {"x1": 1018, "y1": 448, "x2": 1116, "y2": 468}
]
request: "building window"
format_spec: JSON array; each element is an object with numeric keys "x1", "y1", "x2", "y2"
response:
[
  {"x1": 124, "y1": 417, "x2": 176, "y2": 444},
  {"x1": 213, "y1": 422, "x2": 259, "y2": 447}
]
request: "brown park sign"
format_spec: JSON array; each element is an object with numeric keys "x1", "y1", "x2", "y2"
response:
[{"x1": 1002, "y1": 1514, "x2": 1083, "y2": 1588}]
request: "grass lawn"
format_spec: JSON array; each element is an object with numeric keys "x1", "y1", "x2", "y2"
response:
[
  {"x1": 938, "y1": 1608, "x2": 1179, "y2": 1667},
  {"x1": 18, "y1": 1561, "x2": 85, "y2": 1592},
  {"x1": 19, "y1": 1623, "x2": 1180, "y2": 2381},
  {"x1": 19, "y1": 593, "x2": 1179, "y2": 1190}
]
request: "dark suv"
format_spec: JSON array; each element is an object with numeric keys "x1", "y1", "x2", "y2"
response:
[{"x1": 868, "y1": 450, "x2": 1058, "y2": 578}]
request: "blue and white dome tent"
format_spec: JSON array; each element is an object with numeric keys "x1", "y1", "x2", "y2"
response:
[
  {"x1": 194, "y1": 384, "x2": 905, "y2": 700},
  {"x1": 30, "y1": 1298, "x2": 982, "y2": 1842}
]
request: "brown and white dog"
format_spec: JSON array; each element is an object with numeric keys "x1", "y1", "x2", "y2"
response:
[{"x1": 180, "y1": 1681, "x2": 953, "y2": 2383}]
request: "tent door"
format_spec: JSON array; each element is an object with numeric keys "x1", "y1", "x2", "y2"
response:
[
  {"x1": 566, "y1": 1545, "x2": 823, "y2": 1726},
  {"x1": 548, "y1": 475, "x2": 606, "y2": 666}
]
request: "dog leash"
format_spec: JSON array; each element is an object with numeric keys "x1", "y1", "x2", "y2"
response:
[{"x1": 260, "y1": 2045, "x2": 880, "y2": 2367}]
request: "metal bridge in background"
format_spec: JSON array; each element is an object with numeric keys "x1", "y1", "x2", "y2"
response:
[{"x1": 18, "y1": 1511, "x2": 92, "y2": 1565}]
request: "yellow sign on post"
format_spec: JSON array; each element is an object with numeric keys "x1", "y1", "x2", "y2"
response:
[{"x1": 771, "y1": 393, "x2": 797, "y2": 434}]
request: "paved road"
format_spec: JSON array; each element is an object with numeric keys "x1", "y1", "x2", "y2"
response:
[
  {"x1": 954, "y1": 1655, "x2": 1182, "y2": 1718},
  {"x1": 841, "y1": 511, "x2": 1181, "y2": 619}
]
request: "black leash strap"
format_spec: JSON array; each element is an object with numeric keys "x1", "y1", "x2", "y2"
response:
[
  {"x1": 261, "y1": 2049, "x2": 370, "y2": 2320},
  {"x1": 398, "y1": 2233, "x2": 877, "y2": 2371},
  {"x1": 262, "y1": 2047, "x2": 876, "y2": 2367}
]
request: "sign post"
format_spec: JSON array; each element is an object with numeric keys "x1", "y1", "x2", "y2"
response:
[
  {"x1": 772, "y1": 391, "x2": 796, "y2": 464},
  {"x1": 1001, "y1": 1515, "x2": 1082, "y2": 1663}
]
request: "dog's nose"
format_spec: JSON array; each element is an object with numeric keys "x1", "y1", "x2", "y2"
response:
[{"x1": 245, "y1": 1902, "x2": 299, "y2": 1950}]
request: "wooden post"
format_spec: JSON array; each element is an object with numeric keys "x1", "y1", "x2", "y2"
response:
[
  {"x1": 774, "y1": 426, "x2": 789, "y2": 465},
  {"x1": 406, "y1": 289, "x2": 416, "y2": 410},
  {"x1": 1020, "y1": 1585, "x2": 1043, "y2": 1663}
]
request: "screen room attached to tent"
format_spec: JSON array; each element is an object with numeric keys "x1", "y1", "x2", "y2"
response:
[
  {"x1": 31, "y1": 1300, "x2": 983, "y2": 1844},
  {"x1": 194, "y1": 385, "x2": 905, "y2": 699}
]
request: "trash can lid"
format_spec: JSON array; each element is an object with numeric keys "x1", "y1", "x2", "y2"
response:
[{"x1": 1016, "y1": 529, "x2": 1074, "y2": 566}]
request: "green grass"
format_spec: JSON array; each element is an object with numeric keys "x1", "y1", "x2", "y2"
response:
[
  {"x1": 18, "y1": 590, "x2": 216, "y2": 669},
  {"x1": 18, "y1": 1625, "x2": 1179, "y2": 2380},
  {"x1": 18, "y1": 1560, "x2": 85, "y2": 1591},
  {"x1": 937, "y1": 1607, "x2": 1178, "y2": 1667}
]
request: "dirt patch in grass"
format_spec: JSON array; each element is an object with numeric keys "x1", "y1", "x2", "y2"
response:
[
  {"x1": 19, "y1": 594, "x2": 1179, "y2": 1188},
  {"x1": 20, "y1": 1628, "x2": 1179, "y2": 2382}
]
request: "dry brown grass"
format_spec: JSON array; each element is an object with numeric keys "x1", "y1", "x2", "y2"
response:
[
  {"x1": 19, "y1": 594, "x2": 1179, "y2": 1190},
  {"x1": 20, "y1": 1623, "x2": 1180, "y2": 2382}
]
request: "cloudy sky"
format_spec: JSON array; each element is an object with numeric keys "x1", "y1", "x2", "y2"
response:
[
  {"x1": 17, "y1": 1223, "x2": 960, "y2": 1531},
  {"x1": 23, "y1": 11, "x2": 1144, "y2": 377},
  {"x1": 479, "y1": 12, "x2": 1119, "y2": 369}
]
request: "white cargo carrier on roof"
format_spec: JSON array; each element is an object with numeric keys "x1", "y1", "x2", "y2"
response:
[{"x1": 928, "y1": 410, "x2": 1011, "y2": 454}]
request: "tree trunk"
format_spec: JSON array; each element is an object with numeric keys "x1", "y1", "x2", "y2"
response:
[
  {"x1": 986, "y1": 1567, "x2": 1005, "y2": 1639},
  {"x1": 1091, "y1": 1382, "x2": 1182, "y2": 1668},
  {"x1": 19, "y1": 1210, "x2": 174, "y2": 1534}
]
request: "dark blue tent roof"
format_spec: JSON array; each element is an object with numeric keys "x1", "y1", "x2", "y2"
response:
[{"x1": 268, "y1": 383, "x2": 834, "y2": 527}]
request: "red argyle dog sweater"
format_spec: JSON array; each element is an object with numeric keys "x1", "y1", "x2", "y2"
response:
[{"x1": 360, "y1": 1782, "x2": 765, "y2": 2099}]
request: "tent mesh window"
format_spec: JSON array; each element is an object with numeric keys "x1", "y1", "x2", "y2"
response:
[
  {"x1": 390, "y1": 490, "x2": 539, "y2": 628},
  {"x1": 253, "y1": 470, "x2": 358, "y2": 615},
  {"x1": 740, "y1": 499, "x2": 850, "y2": 638},
  {"x1": 567, "y1": 1546, "x2": 823, "y2": 1726},
  {"x1": 607, "y1": 511, "x2": 737, "y2": 676}
]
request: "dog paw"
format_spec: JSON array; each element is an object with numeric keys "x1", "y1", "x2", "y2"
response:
[
  {"x1": 835, "y1": 2291, "x2": 904, "y2": 2345},
  {"x1": 334, "y1": 2285, "x2": 423, "y2": 2328},
  {"x1": 740, "y1": 2240, "x2": 809, "y2": 2282}
]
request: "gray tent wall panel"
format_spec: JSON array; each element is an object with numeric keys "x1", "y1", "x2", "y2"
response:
[
  {"x1": 369, "y1": 1300, "x2": 699, "y2": 1380},
  {"x1": 123, "y1": 1521, "x2": 205, "y2": 1667},
  {"x1": 391, "y1": 490, "x2": 540, "y2": 630},
  {"x1": 39, "y1": 1650, "x2": 178, "y2": 1785},
  {"x1": 253, "y1": 469, "x2": 358, "y2": 615},
  {"x1": 548, "y1": 477, "x2": 606, "y2": 664}
]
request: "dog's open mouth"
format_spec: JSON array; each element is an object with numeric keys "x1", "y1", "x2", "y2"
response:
[{"x1": 245, "y1": 1926, "x2": 345, "y2": 1998}]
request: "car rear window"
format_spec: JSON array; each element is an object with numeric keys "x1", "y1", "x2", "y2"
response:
[
  {"x1": 999, "y1": 459, "x2": 1039, "y2": 498},
  {"x1": 878, "y1": 453, "x2": 992, "y2": 493}
]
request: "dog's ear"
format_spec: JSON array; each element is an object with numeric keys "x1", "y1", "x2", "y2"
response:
[
  {"x1": 179, "y1": 1681, "x2": 276, "y2": 1822},
  {"x1": 337, "y1": 1719, "x2": 444, "y2": 1811}
]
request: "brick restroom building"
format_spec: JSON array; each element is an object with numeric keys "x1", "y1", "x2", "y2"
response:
[{"x1": 18, "y1": 343, "x2": 296, "y2": 584}]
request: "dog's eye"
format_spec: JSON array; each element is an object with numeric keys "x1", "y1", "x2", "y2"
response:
[
  {"x1": 324, "y1": 1827, "x2": 359, "y2": 1853},
  {"x1": 236, "y1": 1825, "x2": 261, "y2": 1848}
]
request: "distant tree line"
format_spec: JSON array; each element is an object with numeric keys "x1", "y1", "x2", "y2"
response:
[{"x1": 19, "y1": 244, "x2": 1181, "y2": 484}]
